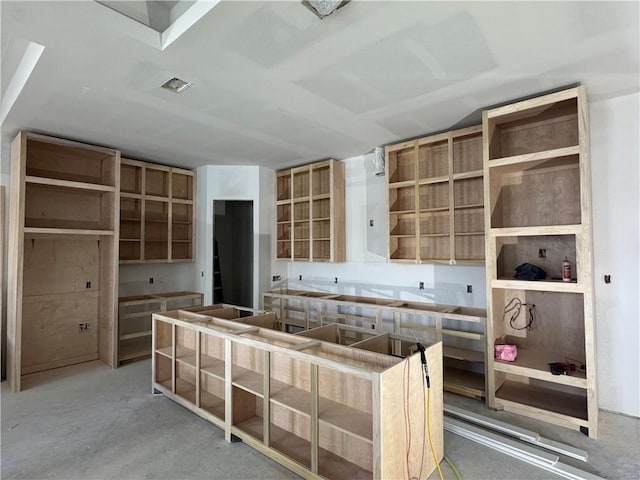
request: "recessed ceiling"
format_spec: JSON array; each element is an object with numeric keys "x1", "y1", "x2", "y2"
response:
[{"x1": 1, "y1": 1, "x2": 638, "y2": 171}]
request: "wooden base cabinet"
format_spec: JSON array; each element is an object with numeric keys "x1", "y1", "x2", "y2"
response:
[
  {"x1": 118, "y1": 291, "x2": 203, "y2": 363},
  {"x1": 7, "y1": 131, "x2": 120, "y2": 391},
  {"x1": 153, "y1": 306, "x2": 443, "y2": 479},
  {"x1": 483, "y1": 86, "x2": 598, "y2": 437}
]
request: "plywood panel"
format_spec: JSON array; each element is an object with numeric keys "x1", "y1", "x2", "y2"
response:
[{"x1": 22, "y1": 293, "x2": 99, "y2": 374}]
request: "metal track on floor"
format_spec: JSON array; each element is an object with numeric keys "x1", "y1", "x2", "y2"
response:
[{"x1": 443, "y1": 406, "x2": 603, "y2": 480}]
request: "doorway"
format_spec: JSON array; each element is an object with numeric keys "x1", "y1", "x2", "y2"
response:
[{"x1": 213, "y1": 200, "x2": 253, "y2": 308}]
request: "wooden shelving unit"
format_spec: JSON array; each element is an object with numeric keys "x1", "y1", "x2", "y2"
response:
[
  {"x1": 119, "y1": 158, "x2": 195, "y2": 264},
  {"x1": 275, "y1": 159, "x2": 345, "y2": 262},
  {"x1": 118, "y1": 291, "x2": 203, "y2": 363},
  {"x1": 483, "y1": 86, "x2": 597, "y2": 437},
  {"x1": 386, "y1": 126, "x2": 484, "y2": 264},
  {"x1": 262, "y1": 289, "x2": 487, "y2": 400},
  {"x1": 7, "y1": 131, "x2": 120, "y2": 391},
  {"x1": 153, "y1": 305, "x2": 443, "y2": 480}
]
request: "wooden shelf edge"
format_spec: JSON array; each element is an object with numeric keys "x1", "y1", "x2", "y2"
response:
[{"x1": 26, "y1": 175, "x2": 116, "y2": 192}]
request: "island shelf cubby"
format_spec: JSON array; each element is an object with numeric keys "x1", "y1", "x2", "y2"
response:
[{"x1": 153, "y1": 304, "x2": 443, "y2": 479}]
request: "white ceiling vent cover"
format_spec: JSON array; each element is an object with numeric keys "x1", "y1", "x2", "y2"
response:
[{"x1": 161, "y1": 77, "x2": 192, "y2": 93}]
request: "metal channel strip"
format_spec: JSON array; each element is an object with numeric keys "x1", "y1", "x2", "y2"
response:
[
  {"x1": 444, "y1": 418, "x2": 603, "y2": 480},
  {"x1": 444, "y1": 405, "x2": 588, "y2": 462}
]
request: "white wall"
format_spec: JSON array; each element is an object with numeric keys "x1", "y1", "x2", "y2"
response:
[
  {"x1": 590, "y1": 92, "x2": 640, "y2": 417},
  {"x1": 195, "y1": 165, "x2": 275, "y2": 308}
]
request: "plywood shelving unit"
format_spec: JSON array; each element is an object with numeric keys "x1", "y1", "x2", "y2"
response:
[
  {"x1": 275, "y1": 159, "x2": 345, "y2": 262},
  {"x1": 263, "y1": 289, "x2": 487, "y2": 400},
  {"x1": 386, "y1": 126, "x2": 484, "y2": 264},
  {"x1": 119, "y1": 158, "x2": 195, "y2": 263},
  {"x1": 7, "y1": 131, "x2": 120, "y2": 391},
  {"x1": 483, "y1": 86, "x2": 597, "y2": 437},
  {"x1": 153, "y1": 305, "x2": 443, "y2": 480},
  {"x1": 118, "y1": 291, "x2": 203, "y2": 363}
]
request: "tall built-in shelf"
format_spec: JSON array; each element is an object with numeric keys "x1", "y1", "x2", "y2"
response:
[
  {"x1": 386, "y1": 126, "x2": 484, "y2": 264},
  {"x1": 153, "y1": 304, "x2": 443, "y2": 480},
  {"x1": 275, "y1": 159, "x2": 345, "y2": 262},
  {"x1": 484, "y1": 86, "x2": 597, "y2": 437},
  {"x1": 119, "y1": 159, "x2": 195, "y2": 263},
  {"x1": 7, "y1": 131, "x2": 120, "y2": 391}
]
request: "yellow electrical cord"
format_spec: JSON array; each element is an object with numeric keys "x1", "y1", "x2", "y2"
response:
[{"x1": 426, "y1": 385, "x2": 444, "y2": 480}]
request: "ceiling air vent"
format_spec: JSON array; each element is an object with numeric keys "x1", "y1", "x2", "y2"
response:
[{"x1": 161, "y1": 77, "x2": 191, "y2": 93}]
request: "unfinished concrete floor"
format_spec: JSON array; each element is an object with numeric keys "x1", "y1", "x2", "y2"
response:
[{"x1": 2, "y1": 360, "x2": 638, "y2": 480}]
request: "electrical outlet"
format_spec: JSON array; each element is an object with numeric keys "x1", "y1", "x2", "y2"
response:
[
  {"x1": 419, "y1": 281, "x2": 424, "y2": 290},
  {"x1": 272, "y1": 275, "x2": 281, "y2": 282},
  {"x1": 149, "y1": 277, "x2": 154, "y2": 284},
  {"x1": 334, "y1": 277, "x2": 338, "y2": 284},
  {"x1": 538, "y1": 249, "x2": 546, "y2": 258},
  {"x1": 299, "y1": 275, "x2": 302, "y2": 281},
  {"x1": 604, "y1": 275, "x2": 611, "y2": 284},
  {"x1": 467, "y1": 285, "x2": 473, "y2": 293},
  {"x1": 369, "y1": 219, "x2": 374, "y2": 227},
  {"x1": 79, "y1": 323, "x2": 90, "y2": 332},
  {"x1": 85, "y1": 281, "x2": 91, "y2": 289}
]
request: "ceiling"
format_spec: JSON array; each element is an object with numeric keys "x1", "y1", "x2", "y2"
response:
[{"x1": 1, "y1": 1, "x2": 639, "y2": 170}]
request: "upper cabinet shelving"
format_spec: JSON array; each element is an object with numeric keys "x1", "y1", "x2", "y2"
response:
[
  {"x1": 275, "y1": 159, "x2": 345, "y2": 262},
  {"x1": 119, "y1": 159, "x2": 195, "y2": 264},
  {"x1": 386, "y1": 126, "x2": 484, "y2": 264}
]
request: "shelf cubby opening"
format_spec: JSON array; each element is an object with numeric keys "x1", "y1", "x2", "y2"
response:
[
  {"x1": 145, "y1": 241, "x2": 168, "y2": 261},
  {"x1": 121, "y1": 163, "x2": 142, "y2": 194},
  {"x1": 277, "y1": 172, "x2": 292, "y2": 201},
  {"x1": 172, "y1": 242, "x2": 192, "y2": 261},
  {"x1": 312, "y1": 219, "x2": 330, "y2": 239},
  {"x1": 351, "y1": 332, "x2": 417, "y2": 358},
  {"x1": 120, "y1": 336, "x2": 151, "y2": 361},
  {"x1": 488, "y1": 98, "x2": 578, "y2": 160},
  {"x1": 145, "y1": 167, "x2": 169, "y2": 197},
  {"x1": 389, "y1": 213, "x2": 416, "y2": 237},
  {"x1": 155, "y1": 352, "x2": 172, "y2": 385},
  {"x1": 293, "y1": 170, "x2": 310, "y2": 199},
  {"x1": 294, "y1": 240, "x2": 310, "y2": 260},
  {"x1": 175, "y1": 363, "x2": 197, "y2": 403},
  {"x1": 418, "y1": 139, "x2": 448, "y2": 179},
  {"x1": 496, "y1": 375, "x2": 587, "y2": 421},
  {"x1": 171, "y1": 172, "x2": 193, "y2": 200},
  {"x1": 454, "y1": 207, "x2": 484, "y2": 234},
  {"x1": 277, "y1": 241, "x2": 291, "y2": 259},
  {"x1": 491, "y1": 288, "x2": 585, "y2": 359},
  {"x1": 201, "y1": 334, "x2": 225, "y2": 379},
  {"x1": 388, "y1": 186, "x2": 415, "y2": 213},
  {"x1": 389, "y1": 236, "x2": 416, "y2": 261},
  {"x1": 489, "y1": 157, "x2": 581, "y2": 229},
  {"x1": 232, "y1": 388, "x2": 264, "y2": 441},
  {"x1": 172, "y1": 203, "x2": 192, "y2": 223},
  {"x1": 26, "y1": 138, "x2": 116, "y2": 186},
  {"x1": 145, "y1": 200, "x2": 169, "y2": 223},
  {"x1": 454, "y1": 234, "x2": 484, "y2": 262},
  {"x1": 312, "y1": 165, "x2": 331, "y2": 196},
  {"x1": 277, "y1": 222, "x2": 291, "y2": 241},
  {"x1": 200, "y1": 373, "x2": 226, "y2": 419},
  {"x1": 24, "y1": 184, "x2": 115, "y2": 230},
  {"x1": 454, "y1": 177, "x2": 483, "y2": 208},
  {"x1": 388, "y1": 146, "x2": 415, "y2": 184},
  {"x1": 119, "y1": 241, "x2": 141, "y2": 262},
  {"x1": 120, "y1": 218, "x2": 141, "y2": 240},
  {"x1": 294, "y1": 221, "x2": 310, "y2": 240},
  {"x1": 419, "y1": 183, "x2": 448, "y2": 211},
  {"x1": 312, "y1": 198, "x2": 330, "y2": 219},
  {"x1": 420, "y1": 235, "x2": 450, "y2": 261},
  {"x1": 313, "y1": 240, "x2": 330, "y2": 260},
  {"x1": 277, "y1": 204, "x2": 291, "y2": 223},
  {"x1": 453, "y1": 132, "x2": 483, "y2": 174},
  {"x1": 154, "y1": 319, "x2": 172, "y2": 351},
  {"x1": 419, "y1": 211, "x2": 449, "y2": 236},
  {"x1": 495, "y1": 234, "x2": 578, "y2": 282},
  {"x1": 443, "y1": 363, "x2": 485, "y2": 398},
  {"x1": 293, "y1": 202, "x2": 310, "y2": 222},
  {"x1": 172, "y1": 222, "x2": 192, "y2": 242}
]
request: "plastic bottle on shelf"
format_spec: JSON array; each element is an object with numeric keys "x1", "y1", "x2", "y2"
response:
[{"x1": 562, "y1": 256, "x2": 572, "y2": 282}]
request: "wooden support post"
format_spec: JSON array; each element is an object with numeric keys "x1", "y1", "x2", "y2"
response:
[
  {"x1": 224, "y1": 338, "x2": 233, "y2": 442},
  {"x1": 263, "y1": 350, "x2": 270, "y2": 447},
  {"x1": 310, "y1": 363, "x2": 319, "y2": 474}
]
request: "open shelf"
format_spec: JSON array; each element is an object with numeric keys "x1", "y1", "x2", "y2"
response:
[
  {"x1": 418, "y1": 138, "x2": 448, "y2": 180},
  {"x1": 171, "y1": 171, "x2": 193, "y2": 200},
  {"x1": 444, "y1": 366, "x2": 485, "y2": 398}
]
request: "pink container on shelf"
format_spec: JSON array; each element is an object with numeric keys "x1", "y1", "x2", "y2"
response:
[{"x1": 495, "y1": 344, "x2": 517, "y2": 362}]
